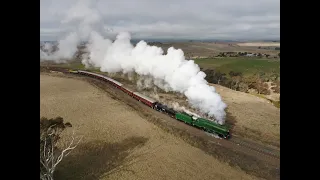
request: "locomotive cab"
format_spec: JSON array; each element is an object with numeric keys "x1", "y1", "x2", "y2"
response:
[
  {"x1": 225, "y1": 132, "x2": 231, "y2": 139},
  {"x1": 154, "y1": 102, "x2": 161, "y2": 111}
]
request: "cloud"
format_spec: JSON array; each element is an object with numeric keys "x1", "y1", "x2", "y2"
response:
[{"x1": 40, "y1": 0, "x2": 279, "y2": 41}]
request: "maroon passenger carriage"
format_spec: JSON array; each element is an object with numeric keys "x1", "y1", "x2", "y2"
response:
[
  {"x1": 132, "y1": 92, "x2": 157, "y2": 108},
  {"x1": 77, "y1": 70, "x2": 157, "y2": 108},
  {"x1": 78, "y1": 70, "x2": 123, "y2": 88}
]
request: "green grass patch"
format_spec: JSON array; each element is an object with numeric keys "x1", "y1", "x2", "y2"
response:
[{"x1": 194, "y1": 57, "x2": 280, "y2": 77}]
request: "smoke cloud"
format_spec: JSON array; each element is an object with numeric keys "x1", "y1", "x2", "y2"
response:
[
  {"x1": 85, "y1": 35, "x2": 227, "y2": 123},
  {"x1": 40, "y1": 0, "x2": 227, "y2": 124}
]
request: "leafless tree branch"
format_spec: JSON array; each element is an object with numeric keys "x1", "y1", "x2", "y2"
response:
[{"x1": 40, "y1": 117, "x2": 82, "y2": 180}]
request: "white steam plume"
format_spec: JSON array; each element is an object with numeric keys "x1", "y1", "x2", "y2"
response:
[
  {"x1": 40, "y1": 0, "x2": 228, "y2": 124},
  {"x1": 40, "y1": 0, "x2": 103, "y2": 62},
  {"x1": 85, "y1": 33, "x2": 227, "y2": 123},
  {"x1": 40, "y1": 31, "x2": 80, "y2": 62},
  {"x1": 170, "y1": 102, "x2": 201, "y2": 118}
]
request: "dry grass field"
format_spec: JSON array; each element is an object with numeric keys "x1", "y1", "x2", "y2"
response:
[
  {"x1": 147, "y1": 42, "x2": 279, "y2": 58},
  {"x1": 40, "y1": 74, "x2": 260, "y2": 180}
]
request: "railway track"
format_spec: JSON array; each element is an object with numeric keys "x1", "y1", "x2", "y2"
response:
[{"x1": 41, "y1": 66, "x2": 280, "y2": 161}]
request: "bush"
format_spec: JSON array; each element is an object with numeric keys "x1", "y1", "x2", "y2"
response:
[
  {"x1": 271, "y1": 83, "x2": 280, "y2": 93},
  {"x1": 238, "y1": 82, "x2": 249, "y2": 92}
]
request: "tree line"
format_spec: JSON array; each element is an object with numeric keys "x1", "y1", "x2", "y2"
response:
[{"x1": 201, "y1": 68, "x2": 280, "y2": 95}]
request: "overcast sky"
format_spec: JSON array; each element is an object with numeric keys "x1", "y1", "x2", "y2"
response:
[{"x1": 40, "y1": 0, "x2": 280, "y2": 41}]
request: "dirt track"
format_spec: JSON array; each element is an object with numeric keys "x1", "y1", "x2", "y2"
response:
[{"x1": 40, "y1": 74, "x2": 259, "y2": 180}]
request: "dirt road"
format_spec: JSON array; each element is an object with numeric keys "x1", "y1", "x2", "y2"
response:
[{"x1": 40, "y1": 74, "x2": 260, "y2": 180}]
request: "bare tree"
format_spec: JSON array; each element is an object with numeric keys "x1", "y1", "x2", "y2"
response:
[
  {"x1": 229, "y1": 71, "x2": 243, "y2": 90},
  {"x1": 230, "y1": 75, "x2": 242, "y2": 90},
  {"x1": 217, "y1": 73, "x2": 226, "y2": 85},
  {"x1": 40, "y1": 117, "x2": 82, "y2": 180},
  {"x1": 238, "y1": 82, "x2": 249, "y2": 92}
]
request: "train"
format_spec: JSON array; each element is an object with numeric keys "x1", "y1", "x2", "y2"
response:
[{"x1": 68, "y1": 69, "x2": 231, "y2": 139}]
